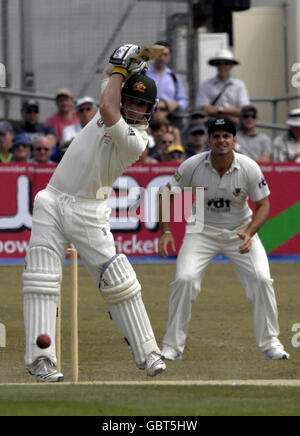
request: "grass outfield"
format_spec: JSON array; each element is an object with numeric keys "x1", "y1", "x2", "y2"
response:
[
  {"x1": 0, "y1": 262, "x2": 300, "y2": 415},
  {"x1": 1, "y1": 384, "x2": 300, "y2": 416}
]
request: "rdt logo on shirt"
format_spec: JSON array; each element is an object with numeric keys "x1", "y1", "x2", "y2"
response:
[{"x1": 207, "y1": 198, "x2": 231, "y2": 211}]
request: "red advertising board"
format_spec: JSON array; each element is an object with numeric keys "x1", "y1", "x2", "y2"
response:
[{"x1": 0, "y1": 162, "x2": 299, "y2": 260}]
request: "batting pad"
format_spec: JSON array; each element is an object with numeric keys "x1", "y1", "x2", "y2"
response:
[
  {"x1": 23, "y1": 246, "x2": 62, "y2": 366},
  {"x1": 99, "y1": 254, "x2": 160, "y2": 367}
]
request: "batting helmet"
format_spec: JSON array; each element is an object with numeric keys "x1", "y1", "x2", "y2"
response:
[{"x1": 121, "y1": 74, "x2": 158, "y2": 122}]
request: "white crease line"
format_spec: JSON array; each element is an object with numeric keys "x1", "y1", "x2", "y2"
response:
[{"x1": 0, "y1": 380, "x2": 300, "y2": 387}]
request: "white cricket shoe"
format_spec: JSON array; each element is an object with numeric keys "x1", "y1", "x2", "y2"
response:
[
  {"x1": 161, "y1": 344, "x2": 182, "y2": 361},
  {"x1": 263, "y1": 347, "x2": 290, "y2": 361},
  {"x1": 26, "y1": 357, "x2": 64, "y2": 382},
  {"x1": 145, "y1": 352, "x2": 166, "y2": 377}
]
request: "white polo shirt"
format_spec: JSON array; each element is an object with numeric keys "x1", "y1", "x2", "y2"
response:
[
  {"x1": 169, "y1": 151, "x2": 270, "y2": 231},
  {"x1": 196, "y1": 76, "x2": 250, "y2": 109},
  {"x1": 49, "y1": 112, "x2": 148, "y2": 199}
]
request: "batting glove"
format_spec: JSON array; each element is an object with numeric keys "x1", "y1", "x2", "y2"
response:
[
  {"x1": 127, "y1": 60, "x2": 148, "y2": 75},
  {"x1": 109, "y1": 44, "x2": 141, "y2": 69}
]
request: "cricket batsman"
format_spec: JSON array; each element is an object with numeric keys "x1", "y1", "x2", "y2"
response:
[{"x1": 23, "y1": 44, "x2": 166, "y2": 382}]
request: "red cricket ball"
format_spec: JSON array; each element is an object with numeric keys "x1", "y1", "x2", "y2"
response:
[{"x1": 36, "y1": 334, "x2": 51, "y2": 349}]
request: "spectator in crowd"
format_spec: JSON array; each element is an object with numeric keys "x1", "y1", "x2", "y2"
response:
[
  {"x1": 196, "y1": 49, "x2": 250, "y2": 125},
  {"x1": 137, "y1": 144, "x2": 158, "y2": 164},
  {"x1": 0, "y1": 120, "x2": 14, "y2": 163},
  {"x1": 152, "y1": 98, "x2": 170, "y2": 121},
  {"x1": 152, "y1": 98, "x2": 182, "y2": 145},
  {"x1": 237, "y1": 105, "x2": 272, "y2": 163},
  {"x1": 60, "y1": 96, "x2": 98, "y2": 154},
  {"x1": 30, "y1": 136, "x2": 56, "y2": 164},
  {"x1": 152, "y1": 131, "x2": 175, "y2": 162},
  {"x1": 14, "y1": 99, "x2": 59, "y2": 163},
  {"x1": 14, "y1": 99, "x2": 57, "y2": 148},
  {"x1": 181, "y1": 108, "x2": 208, "y2": 145},
  {"x1": 167, "y1": 144, "x2": 185, "y2": 163},
  {"x1": 188, "y1": 107, "x2": 209, "y2": 124},
  {"x1": 148, "y1": 118, "x2": 170, "y2": 153},
  {"x1": 10, "y1": 133, "x2": 32, "y2": 163},
  {"x1": 45, "y1": 88, "x2": 79, "y2": 144},
  {"x1": 273, "y1": 109, "x2": 300, "y2": 162},
  {"x1": 183, "y1": 121, "x2": 208, "y2": 158},
  {"x1": 146, "y1": 41, "x2": 189, "y2": 115}
]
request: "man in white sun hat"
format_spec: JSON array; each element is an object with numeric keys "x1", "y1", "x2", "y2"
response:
[
  {"x1": 273, "y1": 109, "x2": 300, "y2": 162},
  {"x1": 196, "y1": 49, "x2": 250, "y2": 125}
]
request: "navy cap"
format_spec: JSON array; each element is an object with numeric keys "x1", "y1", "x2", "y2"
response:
[
  {"x1": 12, "y1": 133, "x2": 32, "y2": 148},
  {"x1": 241, "y1": 104, "x2": 258, "y2": 117},
  {"x1": 208, "y1": 118, "x2": 237, "y2": 136},
  {"x1": 187, "y1": 121, "x2": 207, "y2": 134},
  {"x1": 0, "y1": 120, "x2": 13, "y2": 135},
  {"x1": 22, "y1": 99, "x2": 40, "y2": 111}
]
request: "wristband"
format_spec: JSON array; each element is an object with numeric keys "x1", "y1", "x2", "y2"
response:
[
  {"x1": 162, "y1": 230, "x2": 172, "y2": 235},
  {"x1": 112, "y1": 67, "x2": 128, "y2": 80}
]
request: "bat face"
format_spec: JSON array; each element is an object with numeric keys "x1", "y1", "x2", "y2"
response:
[{"x1": 133, "y1": 44, "x2": 165, "y2": 62}]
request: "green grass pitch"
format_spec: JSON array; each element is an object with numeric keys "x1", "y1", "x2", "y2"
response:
[{"x1": 0, "y1": 262, "x2": 299, "y2": 416}]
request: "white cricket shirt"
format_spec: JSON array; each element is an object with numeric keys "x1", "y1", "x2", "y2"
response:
[
  {"x1": 169, "y1": 151, "x2": 270, "y2": 231},
  {"x1": 49, "y1": 112, "x2": 148, "y2": 199}
]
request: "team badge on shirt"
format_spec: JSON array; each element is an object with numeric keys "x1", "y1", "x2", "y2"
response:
[
  {"x1": 174, "y1": 171, "x2": 181, "y2": 182},
  {"x1": 233, "y1": 188, "x2": 241, "y2": 197},
  {"x1": 97, "y1": 118, "x2": 104, "y2": 128}
]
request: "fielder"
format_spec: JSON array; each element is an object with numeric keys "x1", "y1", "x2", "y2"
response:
[
  {"x1": 23, "y1": 44, "x2": 166, "y2": 382},
  {"x1": 158, "y1": 118, "x2": 289, "y2": 362}
]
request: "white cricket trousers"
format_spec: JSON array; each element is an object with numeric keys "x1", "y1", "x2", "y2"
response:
[
  {"x1": 162, "y1": 224, "x2": 283, "y2": 355},
  {"x1": 24, "y1": 186, "x2": 161, "y2": 368}
]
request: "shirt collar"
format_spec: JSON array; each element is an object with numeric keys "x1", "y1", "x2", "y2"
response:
[
  {"x1": 0, "y1": 152, "x2": 13, "y2": 163},
  {"x1": 204, "y1": 150, "x2": 240, "y2": 173},
  {"x1": 129, "y1": 119, "x2": 149, "y2": 131},
  {"x1": 148, "y1": 64, "x2": 171, "y2": 75}
]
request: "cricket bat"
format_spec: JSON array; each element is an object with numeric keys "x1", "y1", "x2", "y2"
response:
[{"x1": 132, "y1": 44, "x2": 165, "y2": 62}]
